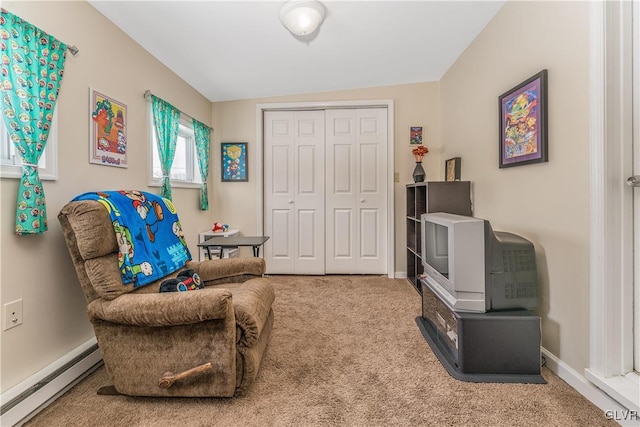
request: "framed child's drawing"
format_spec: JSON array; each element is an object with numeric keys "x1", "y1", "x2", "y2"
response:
[
  {"x1": 89, "y1": 89, "x2": 127, "y2": 168},
  {"x1": 221, "y1": 142, "x2": 247, "y2": 182}
]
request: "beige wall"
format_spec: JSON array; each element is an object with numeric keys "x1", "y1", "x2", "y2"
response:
[
  {"x1": 211, "y1": 82, "x2": 441, "y2": 269},
  {"x1": 0, "y1": 1, "x2": 213, "y2": 392},
  {"x1": 440, "y1": 1, "x2": 590, "y2": 372}
]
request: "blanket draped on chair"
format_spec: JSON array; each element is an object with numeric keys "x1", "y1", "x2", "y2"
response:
[{"x1": 73, "y1": 190, "x2": 191, "y2": 287}]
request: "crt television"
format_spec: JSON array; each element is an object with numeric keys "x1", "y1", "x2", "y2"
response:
[{"x1": 420, "y1": 212, "x2": 538, "y2": 313}]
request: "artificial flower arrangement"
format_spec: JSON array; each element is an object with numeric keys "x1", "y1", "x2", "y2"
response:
[{"x1": 412, "y1": 145, "x2": 429, "y2": 162}]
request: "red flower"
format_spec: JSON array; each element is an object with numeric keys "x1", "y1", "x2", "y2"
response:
[{"x1": 412, "y1": 145, "x2": 429, "y2": 162}]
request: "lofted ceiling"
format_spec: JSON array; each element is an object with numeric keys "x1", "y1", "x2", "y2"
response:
[{"x1": 88, "y1": 1, "x2": 505, "y2": 102}]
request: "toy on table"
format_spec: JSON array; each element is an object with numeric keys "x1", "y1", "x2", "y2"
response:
[{"x1": 212, "y1": 222, "x2": 230, "y2": 233}]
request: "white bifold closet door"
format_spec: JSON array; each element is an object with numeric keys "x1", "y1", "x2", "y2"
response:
[
  {"x1": 263, "y1": 108, "x2": 387, "y2": 275},
  {"x1": 325, "y1": 108, "x2": 387, "y2": 274},
  {"x1": 263, "y1": 110, "x2": 325, "y2": 274}
]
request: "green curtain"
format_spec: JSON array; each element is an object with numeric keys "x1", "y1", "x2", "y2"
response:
[
  {"x1": 192, "y1": 118, "x2": 211, "y2": 210},
  {"x1": 151, "y1": 95, "x2": 180, "y2": 200},
  {"x1": 0, "y1": 9, "x2": 67, "y2": 235}
]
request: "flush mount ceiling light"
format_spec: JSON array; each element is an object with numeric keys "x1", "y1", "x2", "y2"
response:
[{"x1": 279, "y1": 0, "x2": 326, "y2": 37}]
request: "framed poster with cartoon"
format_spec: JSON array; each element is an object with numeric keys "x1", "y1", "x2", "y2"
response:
[
  {"x1": 498, "y1": 70, "x2": 548, "y2": 168},
  {"x1": 221, "y1": 142, "x2": 247, "y2": 182},
  {"x1": 89, "y1": 88, "x2": 127, "y2": 168}
]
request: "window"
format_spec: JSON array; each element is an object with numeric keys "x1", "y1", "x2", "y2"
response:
[
  {"x1": 150, "y1": 116, "x2": 202, "y2": 188},
  {"x1": 0, "y1": 109, "x2": 58, "y2": 180}
]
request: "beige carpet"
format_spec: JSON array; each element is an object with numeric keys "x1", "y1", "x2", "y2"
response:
[{"x1": 25, "y1": 276, "x2": 612, "y2": 427}]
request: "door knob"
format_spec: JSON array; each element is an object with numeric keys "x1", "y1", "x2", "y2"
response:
[
  {"x1": 360, "y1": 199, "x2": 365, "y2": 203},
  {"x1": 627, "y1": 175, "x2": 640, "y2": 187},
  {"x1": 288, "y1": 200, "x2": 294, "y2": 204}
]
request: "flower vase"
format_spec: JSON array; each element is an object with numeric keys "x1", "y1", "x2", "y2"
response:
[{"x1": 412, "y1": 162, "x2": 425, "y2": 183}]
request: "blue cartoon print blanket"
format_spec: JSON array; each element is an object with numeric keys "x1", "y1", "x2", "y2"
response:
[{"x1": 73, "y1": 190, "x2": 192, "y2": 288}]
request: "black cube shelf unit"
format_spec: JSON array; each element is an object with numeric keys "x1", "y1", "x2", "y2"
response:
[{"x1": 406, "y1": 181, "x2": 472, "y2": 294}]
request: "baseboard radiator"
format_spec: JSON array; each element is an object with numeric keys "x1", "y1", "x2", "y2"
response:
[{"x1": 0, "y1": 338, "x2": 103, "y2": 427}]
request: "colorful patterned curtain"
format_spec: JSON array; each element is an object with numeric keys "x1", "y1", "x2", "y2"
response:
[
  {"x1": 192, "y1": 118, "x2": 211, "y2": 210},
  {"x1": 0, "y1": 9, "x2": 67, "y2": 235},
  {"x1": 151, "y1": 95, "x2": 180, "y2": 200}
]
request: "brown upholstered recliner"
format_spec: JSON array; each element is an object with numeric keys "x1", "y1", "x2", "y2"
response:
[{"x1": 58, "y1": 200, "x2": 275, "y2": 397}]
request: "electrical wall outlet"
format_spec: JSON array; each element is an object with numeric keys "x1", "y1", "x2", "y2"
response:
[
  {"x1": 394, "y1": 172, "x2": 399, "y2": 183},
  {"x1": 3, "y1": 299, "x2": 23, "y2": 331}
]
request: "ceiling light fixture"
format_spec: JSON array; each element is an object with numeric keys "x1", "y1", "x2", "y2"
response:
[{"x1": 279, "y1": 0, "x2": 326, "y2": 37}]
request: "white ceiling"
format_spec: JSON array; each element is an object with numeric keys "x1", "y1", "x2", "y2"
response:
[{"x1": 88, "y1": 1, "x2": 505, "y2": 102}]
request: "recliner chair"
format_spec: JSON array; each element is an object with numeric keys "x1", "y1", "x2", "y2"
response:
[{"x1": 58, "y1": 199, "x2": 274, "y2": 397}]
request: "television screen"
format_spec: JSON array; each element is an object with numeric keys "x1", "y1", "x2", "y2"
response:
[{"x1": 425, "y1": 222, "x2": 449, "y2": 278}]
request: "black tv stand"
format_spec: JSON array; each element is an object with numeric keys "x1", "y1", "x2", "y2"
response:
[{"x1": 417, "y1": 280, "x2": 546, "y2": 384}]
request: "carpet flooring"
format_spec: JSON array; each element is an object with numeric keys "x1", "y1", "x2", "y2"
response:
[{"x1": 25, "y1": 276, "x2": 612, "y2": 426}]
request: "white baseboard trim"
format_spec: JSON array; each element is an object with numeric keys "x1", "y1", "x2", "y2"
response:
[
  {"x1": 0, "y1": 337, "x2": 103, "y2": 427},
  {"x1": 395, "y1": 271, "x2": 407, "y2": 279},
  {"x1": 541, "y1": 347, "x2": 640, "y2": 427}
]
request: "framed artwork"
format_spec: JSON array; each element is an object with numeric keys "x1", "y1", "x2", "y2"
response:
[
  {"x1": 410, "y1": 126, "x2": 423, "y2": 145},
  {"x1": 221, "y1": 142, "x2": 248, "y2": 182},
  {"x1": 89, "y1": 89, "x2": 127, "y2": 168},
  {"x1": 498, "y1": 69, "x2": 548, "y2": 168},
  {"x1": 445, "y1": 157, "x2": 461, "y2": 182}
]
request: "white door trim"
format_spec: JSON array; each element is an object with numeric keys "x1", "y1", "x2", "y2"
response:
[
  {"x1": 256, "y1": 100, "x2": 395, "y2": 278},
  {"x1": 586, "y1": 0, "x2": 639, "y2": 412},
  {"x1": 633, "y1": 0, "x2": 640, "y2": 373}
]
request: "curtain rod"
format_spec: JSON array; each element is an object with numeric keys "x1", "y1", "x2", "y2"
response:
[
  {"x1": 144, "y1": 90, "x2": 212, "y2": 130},
  {"x1": 4, "y1": 9, "x2": 78, "y2": 56}
]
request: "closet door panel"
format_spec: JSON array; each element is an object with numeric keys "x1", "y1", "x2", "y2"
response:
[
  {"x1": 333, "y1": 209, "x2": 353, "y2": 258},
  {"x1": 271, "y1": 210, "x2": 292, "y2": 258},
  {"x1": 333, "y1": 144, "x2": 353, "y2": 193},
  {"x1": 359, "y1": 143, "x2": 379, "y2": 193},
  {"x1": 356, "y1": 108, "x2": 387, "y2": 274},
  {"x1": 326, "y1": 108, "x2": 387, "y2": 274},
  {"x1": 297, "y1": 209, "x2": 317, "y2": 258},
  {"x1": 360, "y1": 208, "x2": 379, "y2": 258},
  {"x1": 271, "y1": 145, "x2": 291, "y2": 194},
  {"x1": 293, "y1": 111, "x2": 325, "y2": 274},
  {"x1": 325, "y1": 109, "x2": 358, "y2": 273},
  {"x1": 264, "y1": 111, "x2": 295, "y2": 273}
]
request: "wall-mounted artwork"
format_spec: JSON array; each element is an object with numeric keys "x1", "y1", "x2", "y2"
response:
[
  {"x1": 498, "y1": 70, "x2": 548, "y2": 168},
  {"x1": 410, "y1": 126, "x2": 423, "y2": 145},
  {"x1": 89, "y1": 89, "x2": 127, "y2": 168},
  {"x1": 221, "y1": 142, "x2": 247, "y2": 182}
]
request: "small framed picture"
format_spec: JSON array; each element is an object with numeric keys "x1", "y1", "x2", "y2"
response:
[
  {"x1": 410, "y1": 126, "x2": 423, "y2": 145},
  {"x1": 89, "y1": 88, "x2": 127, "y2": 168},
  {"x1": 499, "y1": 70, "x2": 548, "y2": 168},
  {"x1": 445, "y1": 157, "x2": 461, "y2": 182},
  {"x1": 221, "y1": 142, "x2": 247, "y2": 182}
]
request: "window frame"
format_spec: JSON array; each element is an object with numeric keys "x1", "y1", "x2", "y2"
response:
[
  {"x1": 585, "y1": 0, "x2": 639, "y2": 414},
  {"x1": 0, "y1": 109, "x2": 58, "y2": 181},
  {"x1": 148, "y1": 111, "x2": 202, "y2": 189}
]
